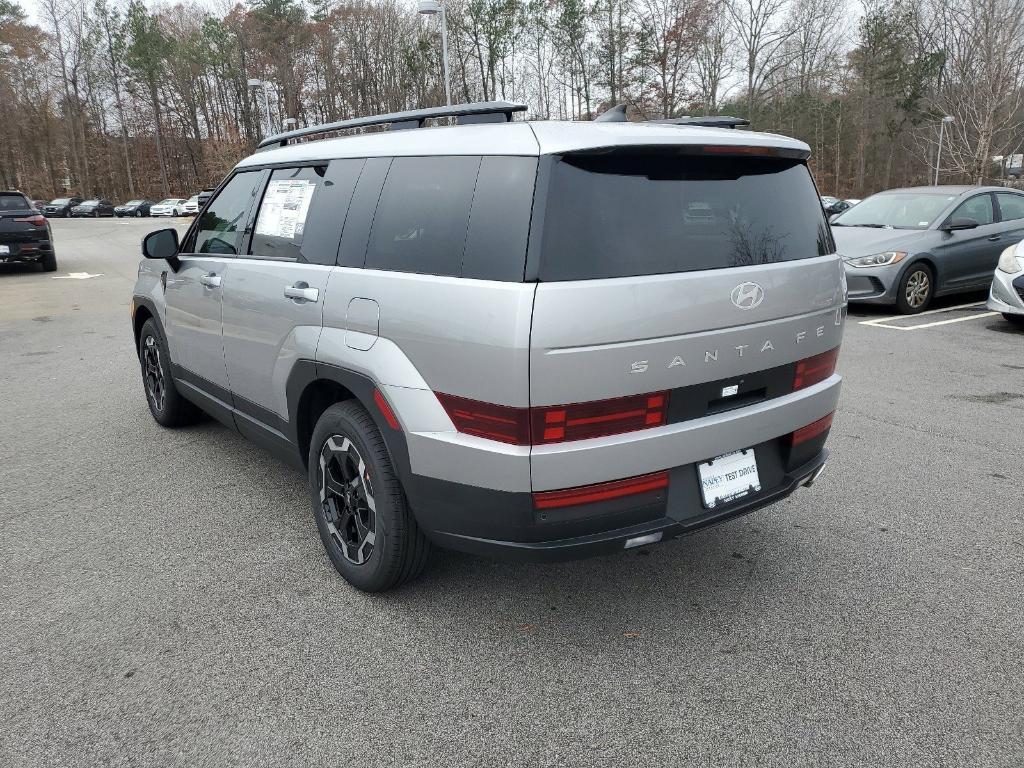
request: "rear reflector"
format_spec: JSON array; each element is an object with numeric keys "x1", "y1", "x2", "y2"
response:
[
  {"x1": 793, "y1": 347, "x2": 839, "y2": 390},
  {"x1": 436, "y1": 390, "x2": 670, "y2": 446},
  {"x1": 531, "y1": 391, "x2": 669, "y2": 444},
  {"x1": 373, "y1": 389, "x2": 401, "y2": 431},
  {"x1": 532, "y1": 470, "x2": 669, "y2": 510},
  {"x1": 791, "y1": 412, "x2": 834, "y2": 446}
]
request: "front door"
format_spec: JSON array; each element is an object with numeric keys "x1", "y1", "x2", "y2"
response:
[{"x1": 935, "y1": 193, "x2": 1003, "y2": 290}]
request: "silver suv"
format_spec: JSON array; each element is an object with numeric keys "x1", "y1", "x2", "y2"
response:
[{"x1": 131, "y1": 102, "x2": 845, "y2": 592}]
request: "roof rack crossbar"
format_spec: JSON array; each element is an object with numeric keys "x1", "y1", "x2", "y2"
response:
[{"x1": 256, "y1": 101, "x2": 527, "y2": 150}]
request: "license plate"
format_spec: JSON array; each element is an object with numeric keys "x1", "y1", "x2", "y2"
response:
[
  {"x1": 698, "y1": 449, "x2": 761, "y2": 508},
  {"x1": 0, "y1": 245, "x2": 9, "y2": 255}
]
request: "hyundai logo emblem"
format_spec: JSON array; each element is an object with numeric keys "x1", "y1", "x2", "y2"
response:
[{"x1": 730, "y1": 282, "x2": 765, "y2": 310}]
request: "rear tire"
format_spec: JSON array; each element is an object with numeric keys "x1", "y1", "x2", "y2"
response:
[
  {"x1": 896, "y1": 263, "x2": 934, "y2": 314},
  {"x1": 308, "y1": 401, "x2": 431, "y2": 592},
  {"x1": 138, "y1": 318, "x2": 202, "y2": 427},
  {"x1": 40, "y1": 251, "x2": 57, "y2": 272},
  {"x1": 135, "y1": 210, "x2": 142, "y2": 218},
  {"x1": 1003, "y1": 313, "x2": 1024, "y2": 327}
]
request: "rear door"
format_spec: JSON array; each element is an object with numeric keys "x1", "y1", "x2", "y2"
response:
[
  {"x1": 164, "y1": 170, "x2": 265, "y2": 395},
  {"x1": 219, "y1": 161, "x2": 362, "y2": 424},
  {"x1": 995, "y1": 192, "x2": 1024, "y2": 252},
  {"x1": 529, "y1": 149, "x2": 844, "y2": 408}
]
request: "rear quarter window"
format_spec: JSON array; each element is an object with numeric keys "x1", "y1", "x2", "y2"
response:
[
  {"x1": 538, "y1": 151, "x2": 833, "y2": 281},
  {"x1": 0, "y1": 194, "x2": 31, "y2": 211}
]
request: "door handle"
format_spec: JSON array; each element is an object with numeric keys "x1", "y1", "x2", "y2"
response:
[
  {"x1": 199, "y1": 272, "x2": 222, "y2": 288},
  {"x1": 284, "y1": 283, "x2": 319, "y2": 302},
  {"x1": 987, "y1": 235, "x2": 1002, "y2": 241}
]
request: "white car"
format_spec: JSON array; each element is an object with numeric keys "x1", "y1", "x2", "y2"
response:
[
  {"x1": 988, "y1": 240, "x2": 1024, "y2": 326},
  {"x1": 182, "y1": 195, "x2": 201, "y2": 216},
  {"x1": 150, "y1": 198, "x2": 187, "y2": 217}
]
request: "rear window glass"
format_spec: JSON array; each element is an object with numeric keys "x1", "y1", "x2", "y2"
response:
[
  {"x1": 0, "y1": 194, "x2": 30, "y2": 211},
  {"x1": 538, "y1": 152, "x2": 833, "y2": 281}
]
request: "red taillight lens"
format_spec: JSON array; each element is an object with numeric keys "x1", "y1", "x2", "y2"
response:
[
  {"x1": 435, "y1": 393, "x2": 531, "y2": 445},
  {"x1": 14, "y1": 215, "x2": 46, "y2": 227},
  {"x1": 792, "y1": 411, "x2": 834, "y2": 446},
  {"x1": 793, "y1": 347, "x2": 839, "y2": 390},
  {"x1": 531, "y1": 391, "x2": 669, "y2": 444},
  {"x1": 532, "y1": 470, "x2": 669, "y2": 510}
]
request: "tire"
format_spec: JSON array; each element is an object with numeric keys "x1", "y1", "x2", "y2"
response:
[
  {"x1": 93, "y1": 210, "x2": 99, "y2": 218},
  {"x1": 138, "y1": 318, "x2": 202, "y2": 427},
  {"x1": 896, "y1": 263, "x2": 934, "y2": 314},
  {"x1": 135, "y1": 210, "x2": 142, "y2": 218},
  {"x1": 308, "y1": 401, "x2": 431, "y2": 592},
  {"x1": 40, "y1": 251, "x2": 57, "y2": 272},
  {"x1": 1003, "y1": 313, "x2": 1024, "y2": 327}
]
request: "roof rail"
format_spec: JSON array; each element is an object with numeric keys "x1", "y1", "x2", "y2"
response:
[
  {"x1": 256, "y1": 101, "x2": 528, "y2": 150},
  {"x1": 650, "y1": 116, "x2": 750, "y2": 129}
]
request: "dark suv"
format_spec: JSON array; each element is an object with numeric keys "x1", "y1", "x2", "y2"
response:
[
  {"x1": 42, "y1": 197, "x2": 83, "y2": 217},
  {"x1": 0, "y1": 191, "x2": 56, "y2": 271}
]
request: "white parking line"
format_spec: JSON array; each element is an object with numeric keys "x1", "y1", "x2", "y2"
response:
[{"x1": 858, "y1": 301, "x2": 996, "y2": 330}]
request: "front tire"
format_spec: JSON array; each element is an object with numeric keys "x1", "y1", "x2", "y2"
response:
[
  {"x1": 135, "y1": 210, "x2": 142, "y2": 218},
  {"x1": 138, "y1": 318, "x2": 201, "y2": 427},
  {"x1": 896, "y1": 263, "x2": 934, "y2": 314},
  {"x1": 308, "y1": 401, "x2": 430, "y2": 592}
]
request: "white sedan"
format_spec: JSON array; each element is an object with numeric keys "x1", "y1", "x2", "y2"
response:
[
  {"x1": 150, "y1": 198, "x2": 187, "y2": 217},
  {"x1": 182, "y1": 195, "x2": 201, "y2": 216},
  {"x1": 988, "y1": 241, "x2": 1024, "y2": 327}
]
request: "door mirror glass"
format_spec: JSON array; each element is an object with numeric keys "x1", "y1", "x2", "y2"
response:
[
  {"x1": 143, "y1": 228, "x2": 179, "y2": 259},
  {"x1": 943, "y1": 217, "x2": 979, "y2": 231}
]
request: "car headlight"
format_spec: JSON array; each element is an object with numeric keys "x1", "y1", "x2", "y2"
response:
[
  {"x1": 846, "y1": 251, "x2": 907, "y2": 268},
  {"x1": 997, "y1": 245, "x2": 1023, "y2": 274}
]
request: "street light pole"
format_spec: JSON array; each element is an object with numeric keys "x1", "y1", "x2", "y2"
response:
[
  {"x1": 934, "y1": 115, "x2": 954, "y2": 186},
  {"x1": 418, "y1": 0, "x2": 452, "y2": 106},
  {"x1": 247, "y1": 78, "x2": 275, "y2": 137}
]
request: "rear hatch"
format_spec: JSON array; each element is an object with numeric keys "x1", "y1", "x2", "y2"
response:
[
  {"x1": 530, "y1": 148, "x2": 843, "y2": 405},
  {"x1": 0, "y1": 193, "x2": 43, "y2": 245}
]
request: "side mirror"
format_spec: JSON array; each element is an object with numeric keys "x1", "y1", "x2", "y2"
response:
[
  {"x1": 943, "y1": 217, "x2": 979, "y2": 232},
  {"x1": 143, "y1": 228, "x2": 179, "y2": 260}
]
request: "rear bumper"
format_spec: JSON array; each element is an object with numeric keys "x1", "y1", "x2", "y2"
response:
[
  {"x1": 409, "y1": 445, "x2": 830, "y2": 562},
  {"x1": 0, "y1": 236, "x2": 52, "y2": 262}
]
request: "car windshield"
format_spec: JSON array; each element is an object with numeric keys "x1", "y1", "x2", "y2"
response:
[
  {"x1": 0, "y1": 194, "x2": 30, "y2": 211},
  {"x1": 188, "y1": 196, "x2": 199, "y2": 202},
  {"x1": 50, "y1": 198, "x2": 70, "y2": 204},
  {"x1": 832, "y1": 192, "x2": 958, "y2": 229},
  {"x1": 82, "y1": 200, "x2": 99, "y2": 205},
  {"x1": 125, "y1": 200, "x2": 143, "y2": 206},
  {"x1": 158, "y1": 199, "x2": 178, "y2": 205}
]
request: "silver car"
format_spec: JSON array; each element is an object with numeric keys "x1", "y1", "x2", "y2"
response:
[
  {"x1": 130, "y1": 102, "x2": 845, "y2": 591},
  {"x1": 988, "y1": 240, "x2": 1024, "y2": 326},
  {"x1": 833, "y1": 186, "x2": 1024, "y2": 313}
]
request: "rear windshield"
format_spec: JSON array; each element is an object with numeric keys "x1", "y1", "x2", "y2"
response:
[
  {"x1": 0, "y1": 194, "x2": 30, "y2": 211},
  {"x1": 538, "y1": 151, "x2": 833, "y2": 281}
]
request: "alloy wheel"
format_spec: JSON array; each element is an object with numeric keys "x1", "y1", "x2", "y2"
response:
[
  {"x1": 318, "y1": 436, "x2": 377, "y2": 565},
  {"x1": 905, "y1": 269, "x2": 931, "y2": 309},
  {"x1": 142, "y1": 335, "x2": 166, "y2": 412}
]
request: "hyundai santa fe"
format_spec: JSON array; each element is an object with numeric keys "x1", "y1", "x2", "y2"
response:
[{"x1": 130, "y1": 102, "x2": 845, "y2": 592}]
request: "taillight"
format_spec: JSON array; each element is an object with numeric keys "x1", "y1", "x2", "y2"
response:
[
  {"x1": 791, "y1": 412, "x2": 834, "y2": 446},
  {"x1": 533, "y1": 470, "x2": 669, "y2": 510},
  {"x1": 434, "y1": 393, "x2": 531, "y2": 445},
  {"x1": 793, "y1": 347, "x2": 839, "y2": 390},
  {"x1": 436, "y1": 390, "x2": 670, "y2": 446},
  {"x1": 531, "y1": 392, "x2": 669, "y2": 444},
  {"x1": 14, "y1": 215, "x2": 46, "y2": 227}
]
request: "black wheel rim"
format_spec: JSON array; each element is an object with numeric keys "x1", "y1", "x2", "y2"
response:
[
  {"x1": 318, "y1": 436, "x2": 376, "y2": 565},
  {"x1": 142, "y1": 335, "x2": 166, "y2": 412}
]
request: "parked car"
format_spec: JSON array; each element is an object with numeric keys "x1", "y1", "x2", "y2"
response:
[
  {"x1": 182, "y1": 195, "x2": 201, "y2": 216},
  {"x1": 0, "y1": 190, "x2": 56, "y2": 271},
  {"x1": 821, "y1": 196, "x2": 852, "y2": 216},
  {"x1": 42, "y1": 196, "x2": 83, "y2": 217},
  {"x1": 987, "y1": 239, "x2": 1024, "y2": 326},
  {"x1": 70, "y1": 199, "x2": 115, "y2": 217},
  {"x1": 131, "y1": 101, "x2": 845, "y2": 592},
  {"x1": 844, "y1": 198, "x2": 861, "y2": 207},
  {"x1": 150, "y1": 198, "x2": 187, "y2": 217},
  {"x1": 196, "y1": 187, "x2": 215, "y2": 209},
  {"x1": 32, "y1": 199, "x2": 46, "y2": 211},
  {"x1": 832, "y1": 185, "x2": 1024, "y2": 313},
  {"x1": 115, "y1": 199, "x2": 154, "y2": 217}
]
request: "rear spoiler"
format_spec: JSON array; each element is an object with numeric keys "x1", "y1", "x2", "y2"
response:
[{"x1": 594, "y1": 105, "x2": 750, "y2": 129}]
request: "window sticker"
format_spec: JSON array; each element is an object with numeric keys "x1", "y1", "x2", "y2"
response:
[{"x1": 256, "y1": 179, "x2": 316, "y2": 239}]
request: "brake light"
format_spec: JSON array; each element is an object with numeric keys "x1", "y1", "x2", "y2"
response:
[
  {"x1": 436, "y1": 390, "x2": 670, "y2": 446},
  {"x1": 533, "y1": 471, "x2": 669, "y2": 510},
  {"x1": 434, "y1": 393, "x2": 531, "y2": 445},
  {"x1": 531, "y1": 392, "x2": 669, "y2": 444},
  {"x1": 700, "y1": 145, "x2": 779, "y2": 156},
  {"x1": 793, "y1": 347, "x2": 839, "y2": 390},
  {"x1": 791, "y1": 412, "x2": 834, "y2": 446},
  {"x1": 14, "y1": 215, "x2": 46, "y2": 227}
]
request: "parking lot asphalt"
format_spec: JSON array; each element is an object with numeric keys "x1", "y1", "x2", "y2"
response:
[{"x1": 1, "y1": 218, "x2": 1022, "y2": 767}]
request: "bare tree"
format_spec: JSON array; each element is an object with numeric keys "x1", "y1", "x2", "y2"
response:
[{"x1": 725, "y1": 0, "x2": 795, "y2": 124}]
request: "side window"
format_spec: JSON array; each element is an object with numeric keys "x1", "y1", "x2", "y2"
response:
[
  {"x1": 365, "y1": 156, "x2": 481, "y2": 277},
  {"x1": 997, "y1": 193, "x2": 1024, "y2": 222},
  {"x1": 462, "y1": 156, "x2": 537, "y2": 281},
  {"x1": 250, "y1": 161, "x2": 363, "y2": 265},
  {"x1": 951, "y1": 194, "x2": 994, "y2": 226},
  {"x1": 193, "y1": 171, "x2": 263, "y2": 255}
]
